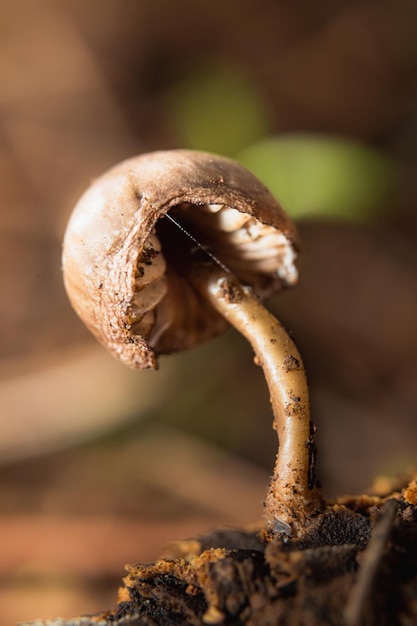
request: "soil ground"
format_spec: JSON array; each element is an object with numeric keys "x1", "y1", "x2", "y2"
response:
[{"x1": 27, "y1": 477, "x2": 417, "y2": 626}]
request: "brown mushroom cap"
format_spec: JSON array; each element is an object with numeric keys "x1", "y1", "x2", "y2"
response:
[{"x1": 62, "y1": 150, "x2": 299, "y2": 369}]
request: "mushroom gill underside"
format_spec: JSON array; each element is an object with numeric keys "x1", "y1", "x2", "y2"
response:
[{"x1": 128, "y1": 203, "x2": 298, "y2": 355}]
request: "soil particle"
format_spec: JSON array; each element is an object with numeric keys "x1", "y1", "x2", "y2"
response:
[
  {"x1": 218, "y1": 278, "x2": 243, "y2": 305},
  {"x1": 283, "y1": 354, "x2": 300, "y2": 372},
  {"x1": 403, "y1": 479, "x2": 417, "y2": 505}
]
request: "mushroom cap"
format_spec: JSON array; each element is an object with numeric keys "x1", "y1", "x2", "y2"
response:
[{"x1": 62, "y1": 149, "x2": 299, "y2": 369}]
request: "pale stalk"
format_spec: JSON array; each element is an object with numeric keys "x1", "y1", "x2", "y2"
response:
[{"x1": 193, "y1": 264, "x2": 323, "y2": 537}]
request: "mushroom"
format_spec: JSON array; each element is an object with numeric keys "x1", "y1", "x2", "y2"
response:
[{"x1": 62, "y1": 149, "x2": 323, "y2": 537}]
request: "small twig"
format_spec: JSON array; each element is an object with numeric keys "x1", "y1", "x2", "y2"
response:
[{"x1": 343, "y1": 498, "x2": 398, "y2": 626}]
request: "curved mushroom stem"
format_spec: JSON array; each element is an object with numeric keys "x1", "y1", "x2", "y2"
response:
[{"x1": 192, "y1": 263, "x2": 323, "y2": 538}]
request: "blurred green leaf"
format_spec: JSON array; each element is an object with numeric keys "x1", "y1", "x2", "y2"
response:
[
  {"x1": 167, "y1": 63, "x2": 271, "y2": 157},
  {"x1": 237, "y1": 135, "x2": 398, "y2": 221}
]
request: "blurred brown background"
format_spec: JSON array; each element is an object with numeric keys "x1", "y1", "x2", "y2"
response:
[{"x1": 1, "y1": 1, "x2": 417, "y2": 623}]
